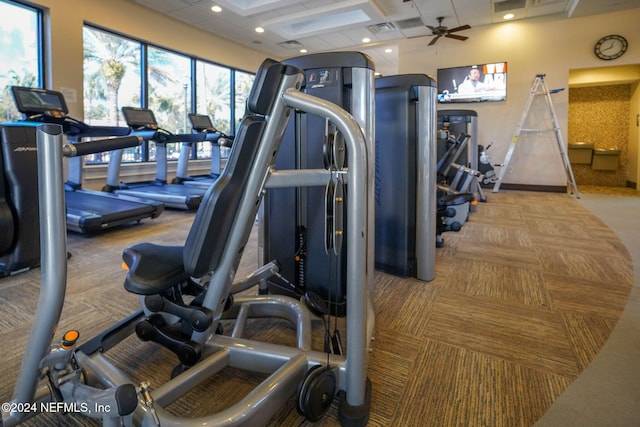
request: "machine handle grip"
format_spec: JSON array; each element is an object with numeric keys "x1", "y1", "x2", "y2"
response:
[{"x1": 63, "y1": 135, "x2": 142, "y2": 157}]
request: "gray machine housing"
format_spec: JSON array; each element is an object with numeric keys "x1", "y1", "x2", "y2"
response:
[
  {"x1": 374, "y1": 74, "x2": 437, "y2": 281},
  {"x1": 262, "y1": 52, "x2": 375, "y2": 315}
]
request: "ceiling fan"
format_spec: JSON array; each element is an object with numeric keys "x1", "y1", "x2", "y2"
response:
[{"x1": 427, "y1": 16, "x2": 471, "y2": 46}]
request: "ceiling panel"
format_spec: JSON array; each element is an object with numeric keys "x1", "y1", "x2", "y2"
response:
[{"x1": 131, "y1": 0, "x2": 640, "y2": 74}]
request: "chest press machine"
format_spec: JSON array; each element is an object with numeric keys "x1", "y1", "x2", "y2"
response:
[{"x1": 2, "y1": 58, "x2": 374, "y2": 427}]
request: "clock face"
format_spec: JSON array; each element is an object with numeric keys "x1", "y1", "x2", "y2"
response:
[{"x1": 594, "y1": 35, "x2": 628, "y2": 60}]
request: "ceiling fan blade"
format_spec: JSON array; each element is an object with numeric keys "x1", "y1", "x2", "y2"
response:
[
  {"x1": 447, "y1": 24, "x2": 471, "y2": 33},
  {"x1": 445, "y1": 33, "x2": 469, "y2": 41},
  {"x1": 426, "y1": 25, "x2": 437, "y2": 32},
  {"x1": 428, "y1": 35, "x2": 441, "y2": 46}
]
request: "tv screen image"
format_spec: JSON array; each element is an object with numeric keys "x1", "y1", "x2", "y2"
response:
[{"x1": 437, "y1": 62, "x2": 507, "y2": 103}]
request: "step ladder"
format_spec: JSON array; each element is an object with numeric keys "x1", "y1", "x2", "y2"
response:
[{"x1": 492, "y1": 74, "x2": 580, "y2": 198}]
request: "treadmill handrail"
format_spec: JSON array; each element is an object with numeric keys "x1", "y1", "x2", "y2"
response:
[
  {"x1": 63, "y1": 135, "x2": 142, "y2": 157},
  {"x1": 130, "y1": 127, "x2": 207, "y2": 144}
]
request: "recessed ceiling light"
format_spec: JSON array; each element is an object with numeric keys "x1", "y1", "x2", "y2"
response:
[
  {"x1": 503, "y1": 13, "x2": 514, "y2": 20},
  {"x1": 384, "y1": 48, "x2": 392, "y2": 53},
  {"x1": 300, "y1": 48, "x2": 308, "y2": 53},
  {"x1": 255, "y1": 27, "x2": 265, "y2": 33},
  {"x1": 362, "y1": 37, "x2": 371, "y2": 43},
  {"x1": 211, "y1": 5, "x2": 222, "y2": 13}
]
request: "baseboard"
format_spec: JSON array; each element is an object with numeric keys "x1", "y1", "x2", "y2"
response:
[
  {"x1": 497, "y1": 183, "x2": 568, "y2": 193},
  {"x1": 626, "y1": 180, "x2": 637, "y2": 190}
]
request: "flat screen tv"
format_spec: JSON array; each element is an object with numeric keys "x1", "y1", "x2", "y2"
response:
[{"x1": 437, "y1": 62, "x2": 507, "y2": 103}]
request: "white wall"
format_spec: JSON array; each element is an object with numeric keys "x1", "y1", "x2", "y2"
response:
[{"x1": 395, "y1": 9, "x2": 640, "y2": 187}]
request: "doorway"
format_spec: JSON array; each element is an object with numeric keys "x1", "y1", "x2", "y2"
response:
[{"x1": 568, "y1": 64, "x2": 640, "y2": 190}]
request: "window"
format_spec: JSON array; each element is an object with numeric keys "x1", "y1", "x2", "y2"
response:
[
  {"x1": 195, "y1": 61, "x2": 230, "y2": 159},
  {"x1": 0, "y1": 0, "x2": 42, "y2": 122},
  {"x1": 82, "y1": 25, "x2": 251, "y2": 165},
  {"x1": 83, "y1": 26, "x2": 141, "y2": 163},
  {"x1": 148, "y1": 46, "x2": 192, "y2": 135},
  {"x1": 234, "y1": 70, "x2": 255, "y2": 129},
  {"x1": 147, "y1": 46, "x2": 191, "y2": 161},
  {"x1": 196, "y1": 61, "x2": 231, "y2": 133}
]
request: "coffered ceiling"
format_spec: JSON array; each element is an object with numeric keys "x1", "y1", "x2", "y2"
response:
[{"x1": 132, "y1": 0, "x2": 640, "y2": 73}]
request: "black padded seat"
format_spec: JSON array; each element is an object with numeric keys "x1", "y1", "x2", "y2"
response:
[
  {"x1": 122, "y1": 58, "x2": 294, "y2": 296},
  {"x1": 123, "y1": 243, "x2": 188, "y2": 295}
]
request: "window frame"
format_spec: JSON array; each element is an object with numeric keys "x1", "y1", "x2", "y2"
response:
[
  {"x1": 82, "y1": 23, "x2": 254, "y2": 164},
  {"x1": 0, "y1": 0, "x2": 45, "y2": 121}
]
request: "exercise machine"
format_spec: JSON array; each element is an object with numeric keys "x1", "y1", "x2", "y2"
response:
[
  {"x1": 434, "y1": 131, "x2": 476, "y2": 247},
  {"x1": 171, "y1": 113, "x2": 232, "y2": 188},
  {"x1": 1, "y1": 128, "x2": 143, "y2": 424},
  {"x1": 1, "y1": 123, "x2": 40, "y2": 276},
  {"x1": 104, "y1": 107, "x2": 208, "y2": 210},
  {"x1": 9, "y1": 86, "x2": 165, "y2": 234},
  {"x1": 437, "y1": 130, "x2": 486, "y2": 202},
  {"x1": 262, "y1": 51, "x2": 375, "y2": 316},
  {"x1": 438, "y1": 110, "x2": 478, "y2": 169},
  {"x1": 374, "y1": 74, "x2": 437, "y2": 280},
  {"x1": 2, "y1": 58, "x2": 374, "y2": 427},
  {"x1": 438, "y1": 109, "x2": 497, "y2": 193}
]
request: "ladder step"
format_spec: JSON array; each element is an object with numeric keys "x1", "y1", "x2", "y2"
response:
[{"x1": 521, "y1": 128, "x2": 559, "y2": 132}]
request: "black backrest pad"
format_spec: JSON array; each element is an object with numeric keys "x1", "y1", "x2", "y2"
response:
[
  {"x1": 247, "y1": 58, "x2": 288, "y2": 115},
  {"x1": 183, "y1": 116, "x2": 265, "y2": 277},
  {"x1": 183, "y1": 58, "x2": 294, "y2": 278}
]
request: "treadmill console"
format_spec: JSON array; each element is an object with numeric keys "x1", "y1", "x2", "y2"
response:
[
  {"x1": 11, "y1": 86, "x2": 129, "y2": 138},
  {"x1": 188, "y1": 113, "x2": 231, "y2": 146},
  {"x1": 122, "y1": 107, "x2": 159, "y2": 130},
  {"x1": 188, "y1": 113, "x2": 216, "y2": 133},
  {"x1": 12, "y1": 86, "x2": 69, "y2": 119}
]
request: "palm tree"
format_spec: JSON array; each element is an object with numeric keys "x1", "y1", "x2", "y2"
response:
[
  {"x1": 83, "y1": 27, "x2": 141, "y2": 125},
  {"x1": 83, "y1": 27, "x2": 174, "y2": 126}
]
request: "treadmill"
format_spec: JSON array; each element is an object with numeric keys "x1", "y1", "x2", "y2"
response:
[
  {"x1": 172, "y1": 113, "x2": 233, "y2": 189},
  {"x1": 11, "y1": 86, "x2": 165, "y2": 234},
  {"x1": 104, "y1": 107, "x2": 207, "y2": 210}
]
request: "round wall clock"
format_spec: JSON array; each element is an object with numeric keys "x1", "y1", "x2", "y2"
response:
[{"x1": 594, "y1": 34, "x2": 628, "y2": 60}]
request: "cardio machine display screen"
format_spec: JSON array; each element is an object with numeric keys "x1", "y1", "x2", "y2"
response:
[
  {"x1": 122, "y1": 107, "x2": 157, "y2": 127},
  {"x1": 12, "y1": 86, "x2": 69, "y2": 114},
  {"x1": 189, "y1": 114, "x2": 214, "y2": 130}
]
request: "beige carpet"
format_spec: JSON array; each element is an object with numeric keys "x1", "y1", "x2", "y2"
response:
[{"x1": 0, "y1": 189, "x2": 633, "y2": 426}]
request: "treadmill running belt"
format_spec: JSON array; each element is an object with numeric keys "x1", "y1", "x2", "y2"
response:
[{"x1": 65, "y1": 190, "x2": 156, "y2": 233}]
